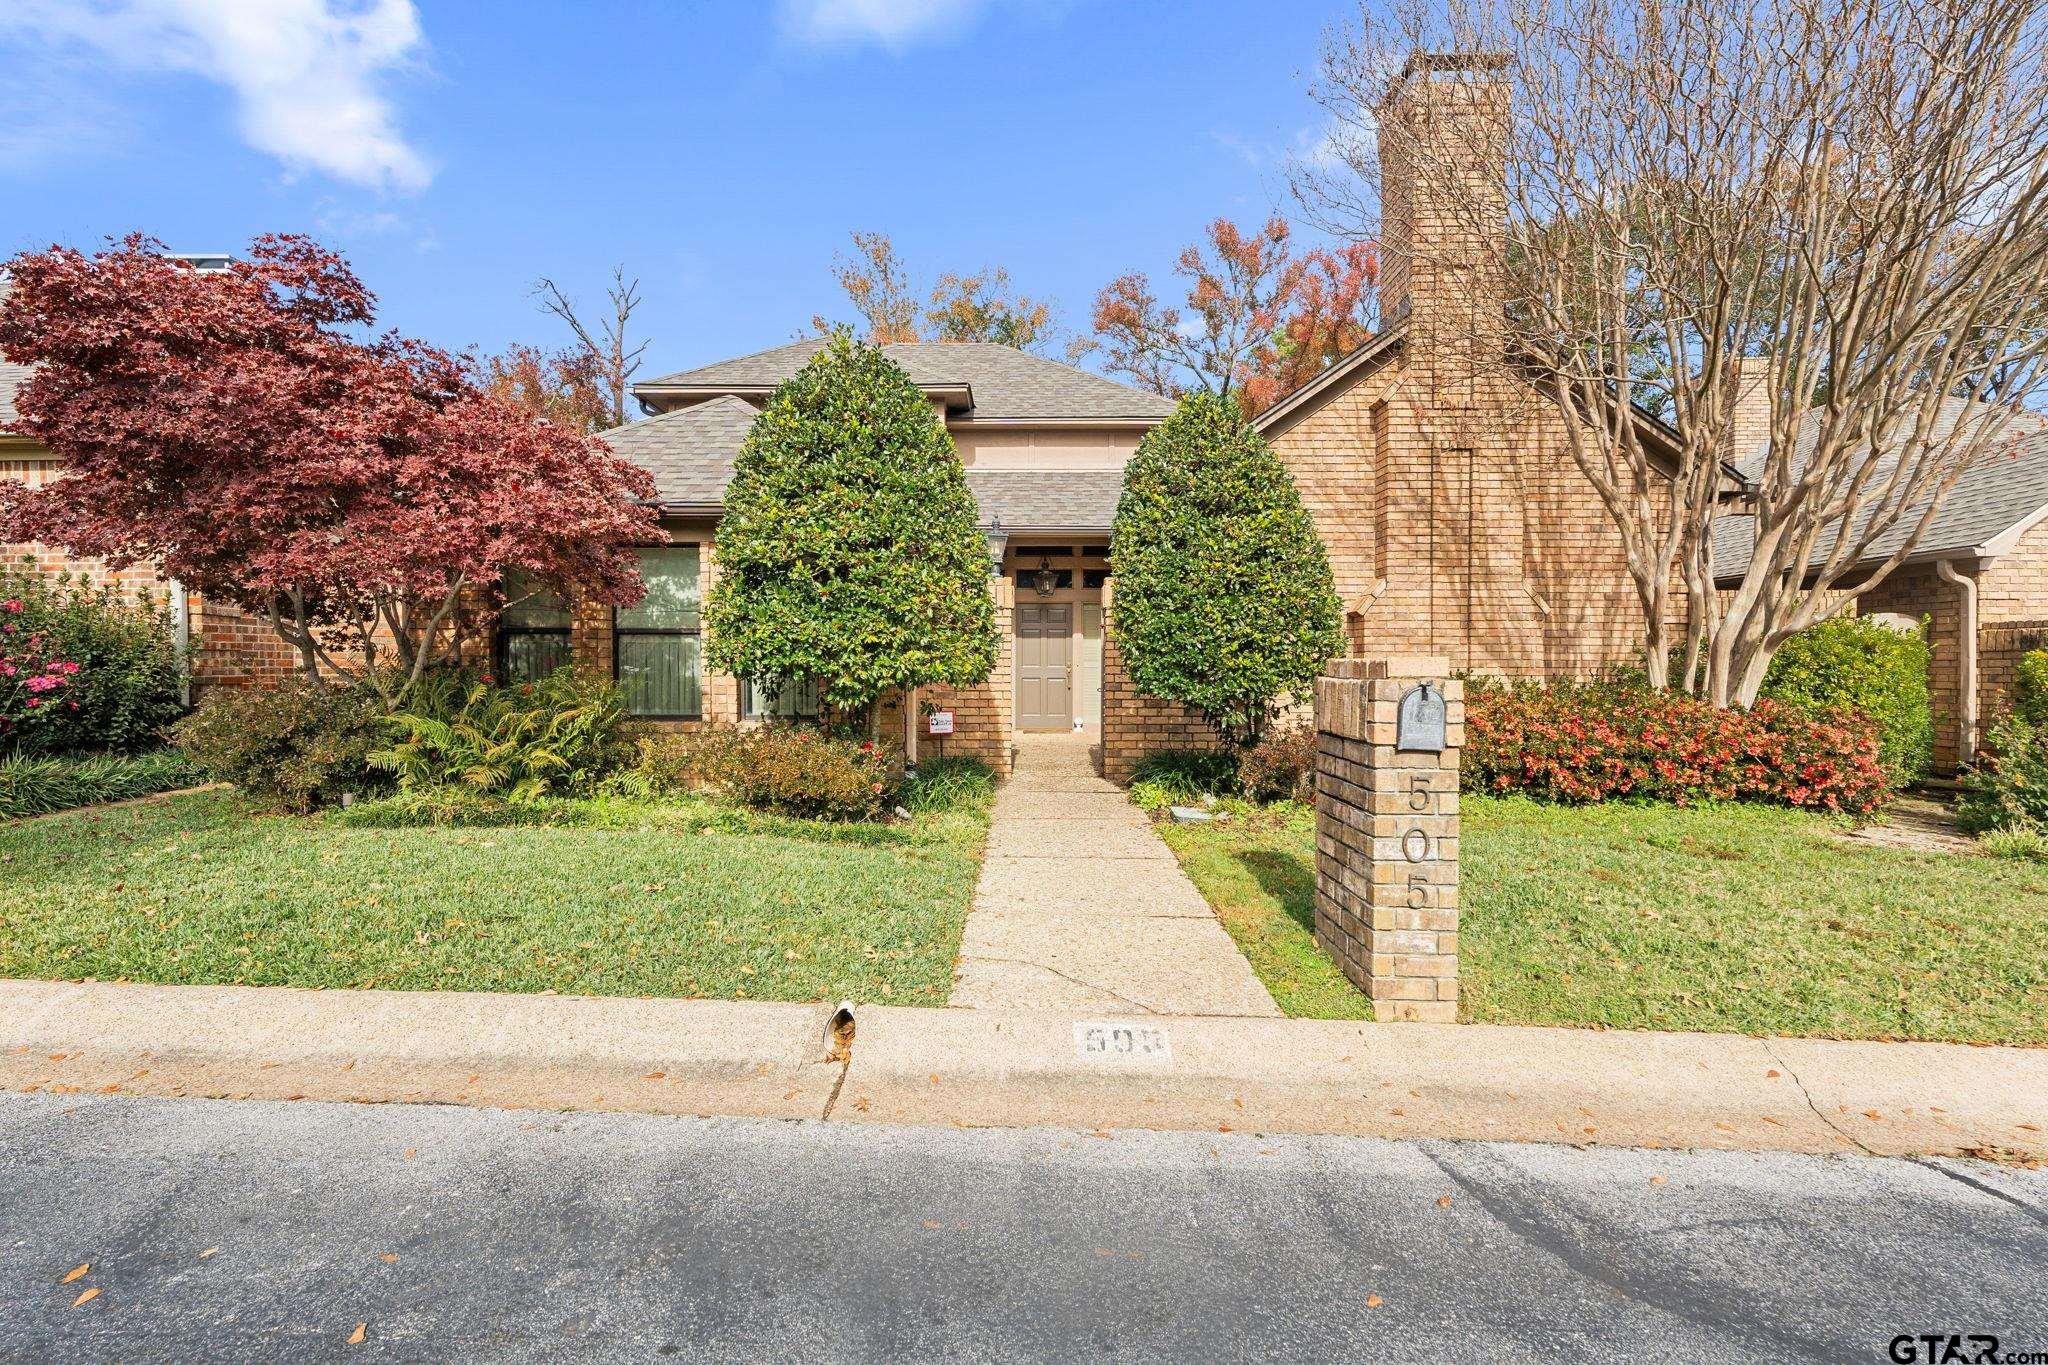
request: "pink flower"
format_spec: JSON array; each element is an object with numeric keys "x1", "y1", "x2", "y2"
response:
[{"x1": 0, "y1": 600, "x2": 18, "y2": 613}]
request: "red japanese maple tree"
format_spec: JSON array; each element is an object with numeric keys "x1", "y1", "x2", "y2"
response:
[{"x1": 0, "y1": 234, "x2": 663, "y2": 706}]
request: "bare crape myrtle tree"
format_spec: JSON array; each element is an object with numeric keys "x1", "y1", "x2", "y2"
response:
[{"x1": 1300, "y1": 0, "x2": 2048, "y2": 704}]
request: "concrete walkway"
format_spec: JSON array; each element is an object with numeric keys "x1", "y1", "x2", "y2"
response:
[{"x1": 948, "y1": 735, "x2": 1279, "y2": 1016}]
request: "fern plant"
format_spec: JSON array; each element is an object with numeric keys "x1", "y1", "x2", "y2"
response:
[{"x1": 371, "y1": 669, "x2": 628, "y2": 802}]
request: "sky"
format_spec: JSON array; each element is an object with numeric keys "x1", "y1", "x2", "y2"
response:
[{"x1": 0, "y1": 0, "x2": 1358, "y2": 388}]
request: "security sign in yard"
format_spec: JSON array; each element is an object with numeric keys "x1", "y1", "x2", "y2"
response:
[{"x1": 1074, "y1": 1022, "x2": 1172, "y2": 1062}]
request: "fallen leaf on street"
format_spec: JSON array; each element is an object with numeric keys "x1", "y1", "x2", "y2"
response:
[
  {"x1": 1435, "y1": 1196, "x2": 1452, "y2": 1208},
  {"x1": 1650, "y1": 1175, "x2": 1668, "y2": 1186},
  {"x1": 199, "y1": 1248, "x2": 219, "y2": 1259},
  {"x1": 62, "y1": 1264, "x2": 90, "y2": 1284},
  {"x1": 71, "y1": 1288, "x2": 100, "y2": 1307},
  {"x1": 402, "y1": 1148, "x2": 418, "y2": 1159},
  {"x1": 379, "y1": 1253, "x2": 398, "y2": 1264},
  {"x1": 347, "y1": 1323, "x2": 366, "y2": 1345},
  {"x1": 1366, "y1": 1294, "x2": 1383, "y2": 1308}
]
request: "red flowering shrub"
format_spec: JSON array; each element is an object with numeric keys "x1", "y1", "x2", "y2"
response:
[
  {"x1": 0, "y1": 601, "x2": 84, "y2": 752},
  {"x1": 1463, "y1": 679, "x2": 1890, "y2": 815}
]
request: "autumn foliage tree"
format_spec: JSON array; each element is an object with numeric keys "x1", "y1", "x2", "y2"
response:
[
  {"x1": 1089, "y1": 217, "x2": 1377, "y2": 416},
  {"x1": 0, "y1": 234, "x2": 663, "y2": 707},
  {"x1": 815, "y1": 231, "x2": 1060, "y2": 352},
  {"x1": 482, "y1": 342, "x2": 609, "y2": 433}
]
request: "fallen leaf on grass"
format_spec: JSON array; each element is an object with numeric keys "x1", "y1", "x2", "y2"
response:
[
  {"x1": 62, "y1": 1263, "x2": 90, "y2": 1284},
  {"x1": 347, "y1": 1323, "x2": 366, "y2": 1345},
  {"x1": 71, "y1": 1288, "x2": 100, "y2": 1307}
]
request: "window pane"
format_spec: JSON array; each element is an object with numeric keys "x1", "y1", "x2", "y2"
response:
[
  {"x1": 618, "y1": 546, "x2": 700, "y2": 631},
  {"x1": 748, "y1": 676, "x2": 820, "y2": 718},
  {"x1": 619, "y1": 633, "x2": 702, "y2": 717},
  {"x1": 503, "y1": 631, "x2": 572, "y2": 684},
  {"x1": 500, "y1": 572, "x2": 571, "y2": 629}
]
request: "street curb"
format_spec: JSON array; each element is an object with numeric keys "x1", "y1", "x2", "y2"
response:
[
  {"x1": 1, "y1": 980, "x2": 844, "y2": 1120},
  {"x1": 6, "y1": 980, "x2": 2043, "y2": 1161},
  {"x1": 837, "y1": 1007, "x2": 2048, "y2": 1160}
]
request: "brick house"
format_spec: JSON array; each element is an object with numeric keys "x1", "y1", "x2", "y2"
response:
[
  {"x1": 1, "y1": 54, "x2": 1683, "y2": 779},
  {"x1": 1714, "y1": 405, "x2": 2048, "y2": 774}
]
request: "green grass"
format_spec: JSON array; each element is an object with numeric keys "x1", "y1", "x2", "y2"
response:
[
  {"x1": 0, "y1": 788, "x2": 990, "y2": 1005},
  {"x1": 1159, "y1": 795, "x2": 2048, "y2": 1044}
]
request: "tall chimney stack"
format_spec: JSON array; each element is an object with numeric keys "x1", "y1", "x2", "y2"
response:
[{"x1": 1377, "y1": 52, "x2": 1510, "y2": 395}]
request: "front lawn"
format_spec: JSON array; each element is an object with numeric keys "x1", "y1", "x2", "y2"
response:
[
  {"x1": 0, "y1": 789, "x2": 989, "y2": 1005},
  {"x1": 1160, "y1": 796, "x2": 2048, "y2": 1044}
]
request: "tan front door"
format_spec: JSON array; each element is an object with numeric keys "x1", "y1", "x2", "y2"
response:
[{"x1": 1015, "y1": 603, "x2": 1073, "y2": 732}]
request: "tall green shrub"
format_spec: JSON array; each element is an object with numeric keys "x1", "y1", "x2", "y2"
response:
[
  {"x1": 2014, "y1": 647, "x2": 2048, "y2": 726},
  {"x1": 705, "y1": 331, "x2": 997, "y2": 729},
  {"x1": 0, "y1": 563, "x2": 184, "y2": 756},
  {"x1": 1760, "y1": 614, "x2": 1932, "y2": 784},
  {"x1": 1109, "y1": 392, "x2": 1342, "y2": 745}
]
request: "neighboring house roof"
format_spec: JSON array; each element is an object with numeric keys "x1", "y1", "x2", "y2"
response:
[
  {"x1": 1712, "y1": 401, "x2": 2048, "y2": 580},
  {"x1": 635, "y1": 339, "x2": 1176, "y2": 423},
  {"x1": 598, "y1": 395, "x2": 1126, "y2": 532}
]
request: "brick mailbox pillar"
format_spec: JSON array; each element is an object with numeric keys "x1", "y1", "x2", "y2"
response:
[{"x1": 1312, "y1": 655, "x2": 1464, "y2": 1022}]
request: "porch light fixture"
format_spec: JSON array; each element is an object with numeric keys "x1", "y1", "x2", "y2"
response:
[
  {"x1": 984, "y1": 516, "x2": 1007, "y2": 575},
  {"x1": 1031, "y1": 552, "x2": 1060, "y2": 597}
]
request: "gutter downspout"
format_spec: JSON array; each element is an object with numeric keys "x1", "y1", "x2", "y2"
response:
[
  {"x1": 168, "y1": 579, "x2": 192, "y2": 706},
  {"x1": 1935, "y1": 560, "x2": 1978, "y2": 767}
]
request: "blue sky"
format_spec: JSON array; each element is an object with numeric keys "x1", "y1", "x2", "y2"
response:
[{"x1": 0, "y1": 1, "x2": 1351, "y2": 386}]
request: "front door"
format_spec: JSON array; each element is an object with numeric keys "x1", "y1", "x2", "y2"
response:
[{"x1": 1015, "y1": 603, "x2": 1073, "y2": 732}]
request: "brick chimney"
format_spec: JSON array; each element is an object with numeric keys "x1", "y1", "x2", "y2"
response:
[
  {"x1": 1724, "y1": 357, "x2": 1773, "y2": 464},
  {"x1": 1377, "y1": 52, "x2": 1511, "y2": 394}
]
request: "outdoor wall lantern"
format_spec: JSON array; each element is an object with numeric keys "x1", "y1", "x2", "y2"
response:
[
  {"x1": 1032, "y1": 552, "x2": 1060, "y2": 597},
  {"x1": 984, "y1": 516, "x2": 1007, "y2": 577}
]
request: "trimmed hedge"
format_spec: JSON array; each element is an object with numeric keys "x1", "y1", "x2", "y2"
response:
[
  {"x1": 638, "y1": 726, "x2": 900, "y2": 821},
  {"x1": 173, "y1": 682, "x2": 385, "y2": 812},
  {"x1": 1761, "y1": 615, "x2": 1933, "y2": 784},
  {"x1": 0, "y1": 749, "x2": 200, "y2": 818},
  {"x1": 1464, "y1": 680, "x2": 1891, "y2": 815}
]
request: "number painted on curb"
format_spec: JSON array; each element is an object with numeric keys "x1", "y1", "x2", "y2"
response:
[{"x1": 1074, "y1": 1023, "x2": 1172, "y2": 1062}]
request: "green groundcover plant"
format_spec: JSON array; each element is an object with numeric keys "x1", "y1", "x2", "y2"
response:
[{"x1": 0, "y1": 749, "x2": 198, "y2": 818}]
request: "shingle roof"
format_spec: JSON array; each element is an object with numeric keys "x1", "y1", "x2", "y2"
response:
[
  {"x1": 598, "y1": 393, "x2": 1126, "y2": 530},
  {"x1": 638, "y1": 339, "x2": 1175, "y2": 422},
  {"x1": 598, "y1": 394, "x2": 760, "y2": 507},
  {"x1": 964, "y1": 468, "x2": 1125, "y2": 532},
  {"x1": 1713, "y1": 400, "x2": 2048, "y2": 578}
]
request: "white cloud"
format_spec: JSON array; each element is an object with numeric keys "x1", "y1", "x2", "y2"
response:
[
  {"x1": 778, "y1": 0, "x2": 989, "y2": 51},
  {"x1": 0, "y1": 0, "x2": 431, "y2": 191}
]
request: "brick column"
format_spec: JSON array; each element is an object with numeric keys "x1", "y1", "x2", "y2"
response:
[{"x1": 1312, "y1": 655, "x2": 1464, "y2": 1022}]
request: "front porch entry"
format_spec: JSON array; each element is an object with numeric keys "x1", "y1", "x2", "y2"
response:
[{"x1": 1005, "y1": 541, "x2": 1106, "y2": 737}]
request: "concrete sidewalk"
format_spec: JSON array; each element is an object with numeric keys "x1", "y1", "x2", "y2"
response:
[
  {"x1": 6, "y1": 979, "x2": 2043, "y2": 1162},
  {"x1": 948, "y1": 734, "x2": 1279, "y2": 1016}
]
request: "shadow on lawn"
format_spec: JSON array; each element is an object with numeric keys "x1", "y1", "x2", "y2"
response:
[{"x1": 1237, "y1": 849, "x2": 1317, "y2": 935}]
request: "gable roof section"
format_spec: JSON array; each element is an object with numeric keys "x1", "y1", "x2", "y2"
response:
[
  {"x1": 1252, "y1": 324, "x2": 1407, "y2": 437},
  {"x1": 598, "y1": 394, "x2": 760, "y2": 509},
  {"x1": 636, "y1": 340, "x2": 1175, "y2": 423},
  {"x1": 1712, "y1": 402, "x2": 2048, "y2": 580}
]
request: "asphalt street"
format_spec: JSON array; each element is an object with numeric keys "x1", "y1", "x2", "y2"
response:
[{"x1": 2, "y1": 1093, "x2": 2043, "y2": 1363}]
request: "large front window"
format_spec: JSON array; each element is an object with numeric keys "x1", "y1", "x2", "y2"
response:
[
  {"x1": 495, "y1": 572, "x2": 572, "y2": 684},
  {"x1": 615, "y1": 546, "x2": 702, "y2": 718},
  {"x1": 744, "y1": 676, "x2": 822, "y2": 720}
]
